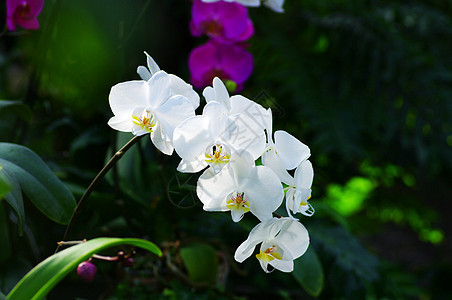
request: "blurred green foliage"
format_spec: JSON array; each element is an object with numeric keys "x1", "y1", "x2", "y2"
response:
[{"x1": 0, "y1": 0, "x2": 451, "y2": 299}]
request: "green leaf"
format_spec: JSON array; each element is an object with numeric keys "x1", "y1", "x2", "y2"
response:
[
  {"x1": 2, "y1": 169, "x2": 25, "y2": 234},
  {"x1": 310, "y1": 224, "x2": 379, "y2": 283},
  {"x1": 0, "y1": 101, "x2": 32, "y2": 123},
  {"x1": 0, "y1": 143, "x2": 76, "y2": 226},
  {"x1": 293, "y1": 247, "x2": 324, "y2": 297},
  {"x1": 0, "y1": 165, "x2": 11, "y2": 199},
  {"x1": 180, "y1": 243, "x2": 218, "y2": 285},
  {"x1": 7, "y1": 237, "x2": 161, "y2": 300}
]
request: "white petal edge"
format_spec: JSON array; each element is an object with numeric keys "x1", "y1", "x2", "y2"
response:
[{"x1": 274, "y1": 130, "x2": 310, "y2": 170}]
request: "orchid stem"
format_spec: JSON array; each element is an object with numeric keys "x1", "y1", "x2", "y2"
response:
[{"x1": 57, "y1": 134, "x2": 144, "y2": 252}]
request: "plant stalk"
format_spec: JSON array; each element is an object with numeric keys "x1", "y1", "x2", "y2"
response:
[{"x1": 57, "y1": 134, "x2": 144, "y2": 252}]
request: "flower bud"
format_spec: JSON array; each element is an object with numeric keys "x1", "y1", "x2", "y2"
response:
[{"x1": 77, "y1": 261, "x2": 97, "y2": 282}]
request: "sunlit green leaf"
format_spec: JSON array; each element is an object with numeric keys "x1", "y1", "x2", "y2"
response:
[
  {"x1": 293, "y1": 247, "x2": 324, "y2": 297},
  {"x1": 0, "y1": 165, "x2": 11, "y2": 200},
  {"x1": 325, "y1": 177, "x2": 375, "y2": 216},
  {"x1": 180, "y1": 243, "x2": 218, "y2": 285},
  {"x1": 0, "y1": 143, "x2": 76, "y2": 227},
  {"x1": 7, "y1": 237, "x2": 161, "y2": 300}
]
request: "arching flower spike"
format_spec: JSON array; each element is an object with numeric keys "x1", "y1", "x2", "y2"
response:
[{"x1": 234, "y1": 217, "x2": 309, "y2": 273}]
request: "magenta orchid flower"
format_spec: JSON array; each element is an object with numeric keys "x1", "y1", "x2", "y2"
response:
[
  {"x1": 188, "y1": 40, "x2": 253, "y2": 91},
  {"x1": 190, "y1": 0, "x2": 254, "y2": 44},
  {"x1": 6, "y1": 0, "x2": 45, "y2": 31}
]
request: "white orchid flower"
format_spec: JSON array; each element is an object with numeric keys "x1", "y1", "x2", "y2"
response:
[
  {"x1": 285, "y1": 159, "x2": 314, "y2": 217},
  {"x1": 107, "y1": 70, "x2": 195, "y2": 155},
  {"x1": 173, "y1": 78, "x2": 266, "y2": 173},
  {"x1": 262, "y1": 108, "x2": 310, "y2": 185},
  {"x1": 200, "y1": 0, "x2": 284, "y2": 12},
  {"x1": 203, "y1": 77, "x2": 269, "y2": 133},
  {"x1": 137, "y1": 52, "x2": 200, "y2": 110},
  {"x1": 234, "y1": 217, "x2": 309, "y2": 273},
  {"x1": 196, "y1": 150, "x2": 283, "y2": 222}
]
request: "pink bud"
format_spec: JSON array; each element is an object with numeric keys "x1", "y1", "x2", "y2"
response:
[{"x1": 77, "y1": 261, "x2": 97, "y2": 282}]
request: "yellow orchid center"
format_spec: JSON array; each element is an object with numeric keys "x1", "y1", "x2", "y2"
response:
[
  {"x1": 226, "y1": 192, "x2": 250, "y2": 213},
  {"x1": 205, "y1": 143, "x2": 231, "y2": 173},
  {"x1": 132, "y1": 109, "x2": 156, "y2": 134},
  {"x1": 256, "y1": 245, "x2": 283, "y2": 262},
  {"x1": 299, "y1": 195, "x2": 312, "y2": 207}
]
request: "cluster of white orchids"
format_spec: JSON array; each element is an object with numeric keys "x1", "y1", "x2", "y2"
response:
[{"x1": 108, "y1": 53, "x2": 314, "y2": 273}]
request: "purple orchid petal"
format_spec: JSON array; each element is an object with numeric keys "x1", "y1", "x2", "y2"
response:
[
  {"x1": 6, "y1": 0, "x2": 45, "y2": 31},
  {"x1": 190, "y1": 0, "x2": 254, "y2": 43},
  {"x1": 188, "y1": 40, "x2": 253, "y2": 90}
]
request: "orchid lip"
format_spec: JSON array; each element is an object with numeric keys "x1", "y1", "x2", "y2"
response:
[
  {"x1": 132, "y1": 108, "x2": 157, "y2": 135},
  {"x1": 204, "y1": 143, "x2": 231, "y2": 173}
]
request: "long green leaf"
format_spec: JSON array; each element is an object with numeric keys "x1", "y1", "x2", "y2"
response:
[
  {"x1": 293, "y1": 246, "x2": 324, "y2": 297},
  {"x1": 0, "y1": 165, "x2": 11, "y2": 199},
  {"x1": 2, "y1": 169, "x2": 25, "y2": 234},
  {"x1": 7, "y1": 237, "x2": 161, "y2": 300},
  {"x1": 0, "y1": 143, "x2": 76, "y2": 225}
]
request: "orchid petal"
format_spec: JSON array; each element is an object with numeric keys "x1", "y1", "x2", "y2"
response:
[
  {"x1": 294, "y1": 160, "x2": 314, "y2": 189},
  {"x1": 269, "y1": 260, "x2": 293, "y2": 272},
  {"x1": 203, "y1": 77, "x2": 231, "y2": 112},
  {"x1": 245, "y1": 166, "x2": 284, "y2": 222},
  {"x1": 230, "y1": 95, "x2": 268, "y2": 131},
  {"x1": 275, "y1": 219, "x2": 309, "y2": 259},
  {"x1": 144, "y1": 51, "x2": 161, "y2": 76},
  {"x1": 261, "y1": 149, "x2": 294, "y2": 185},
  {"x1": 137, "y1": 66, "x2": 152, "y2": 81},
  {"x1": 197, "y1": 167, "x2": 236, "y2": 211},
  {"x1": 108, "y1": 80, "x2": 148, "y2": 116},
  {"x1": 147, "y1": 71, "x2": 171, "y2": 108},
  {"x1": 225, "y1": 113, "x2": 266, "y2": 159},
  {"x1": 229, "y1": 150, "x2": 255, "y2": 185},
  {"x1": 173, "y1": 115, "x2": 213, "y2": 161},
  {"x1": 169, "y1": 74, "x2": 200, "y2": 110},
  {"x1": 265, "y1": 108, "x2": 274, "y2": 145},
  {"x1": 231, "y1": 208, "x2": 245, "y2": 222},
  {"x1": 150, "y1": 123, "x2": 174, "y2": 155},
  {"x1": 107, "y1": 114, "x2": 133, "y2": 133},
  {"x1": 154, "y1": 95, "x2": 195, "y2": 141},
  {"x1": 263, "y1": 0, "x2": 285, "y2": 12},
  {"x1": 202, "y1": 101, "x2": 229, "y2": 138},
  {"x1": 274, "y1": 130, "x2": 310, "y2": 170},
  {"x1": 234, "y1": 218, "x2": 280, "y2": 263},
  {"x1": 177, "y1": 157, "x2": 207, "y2": 173}
]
